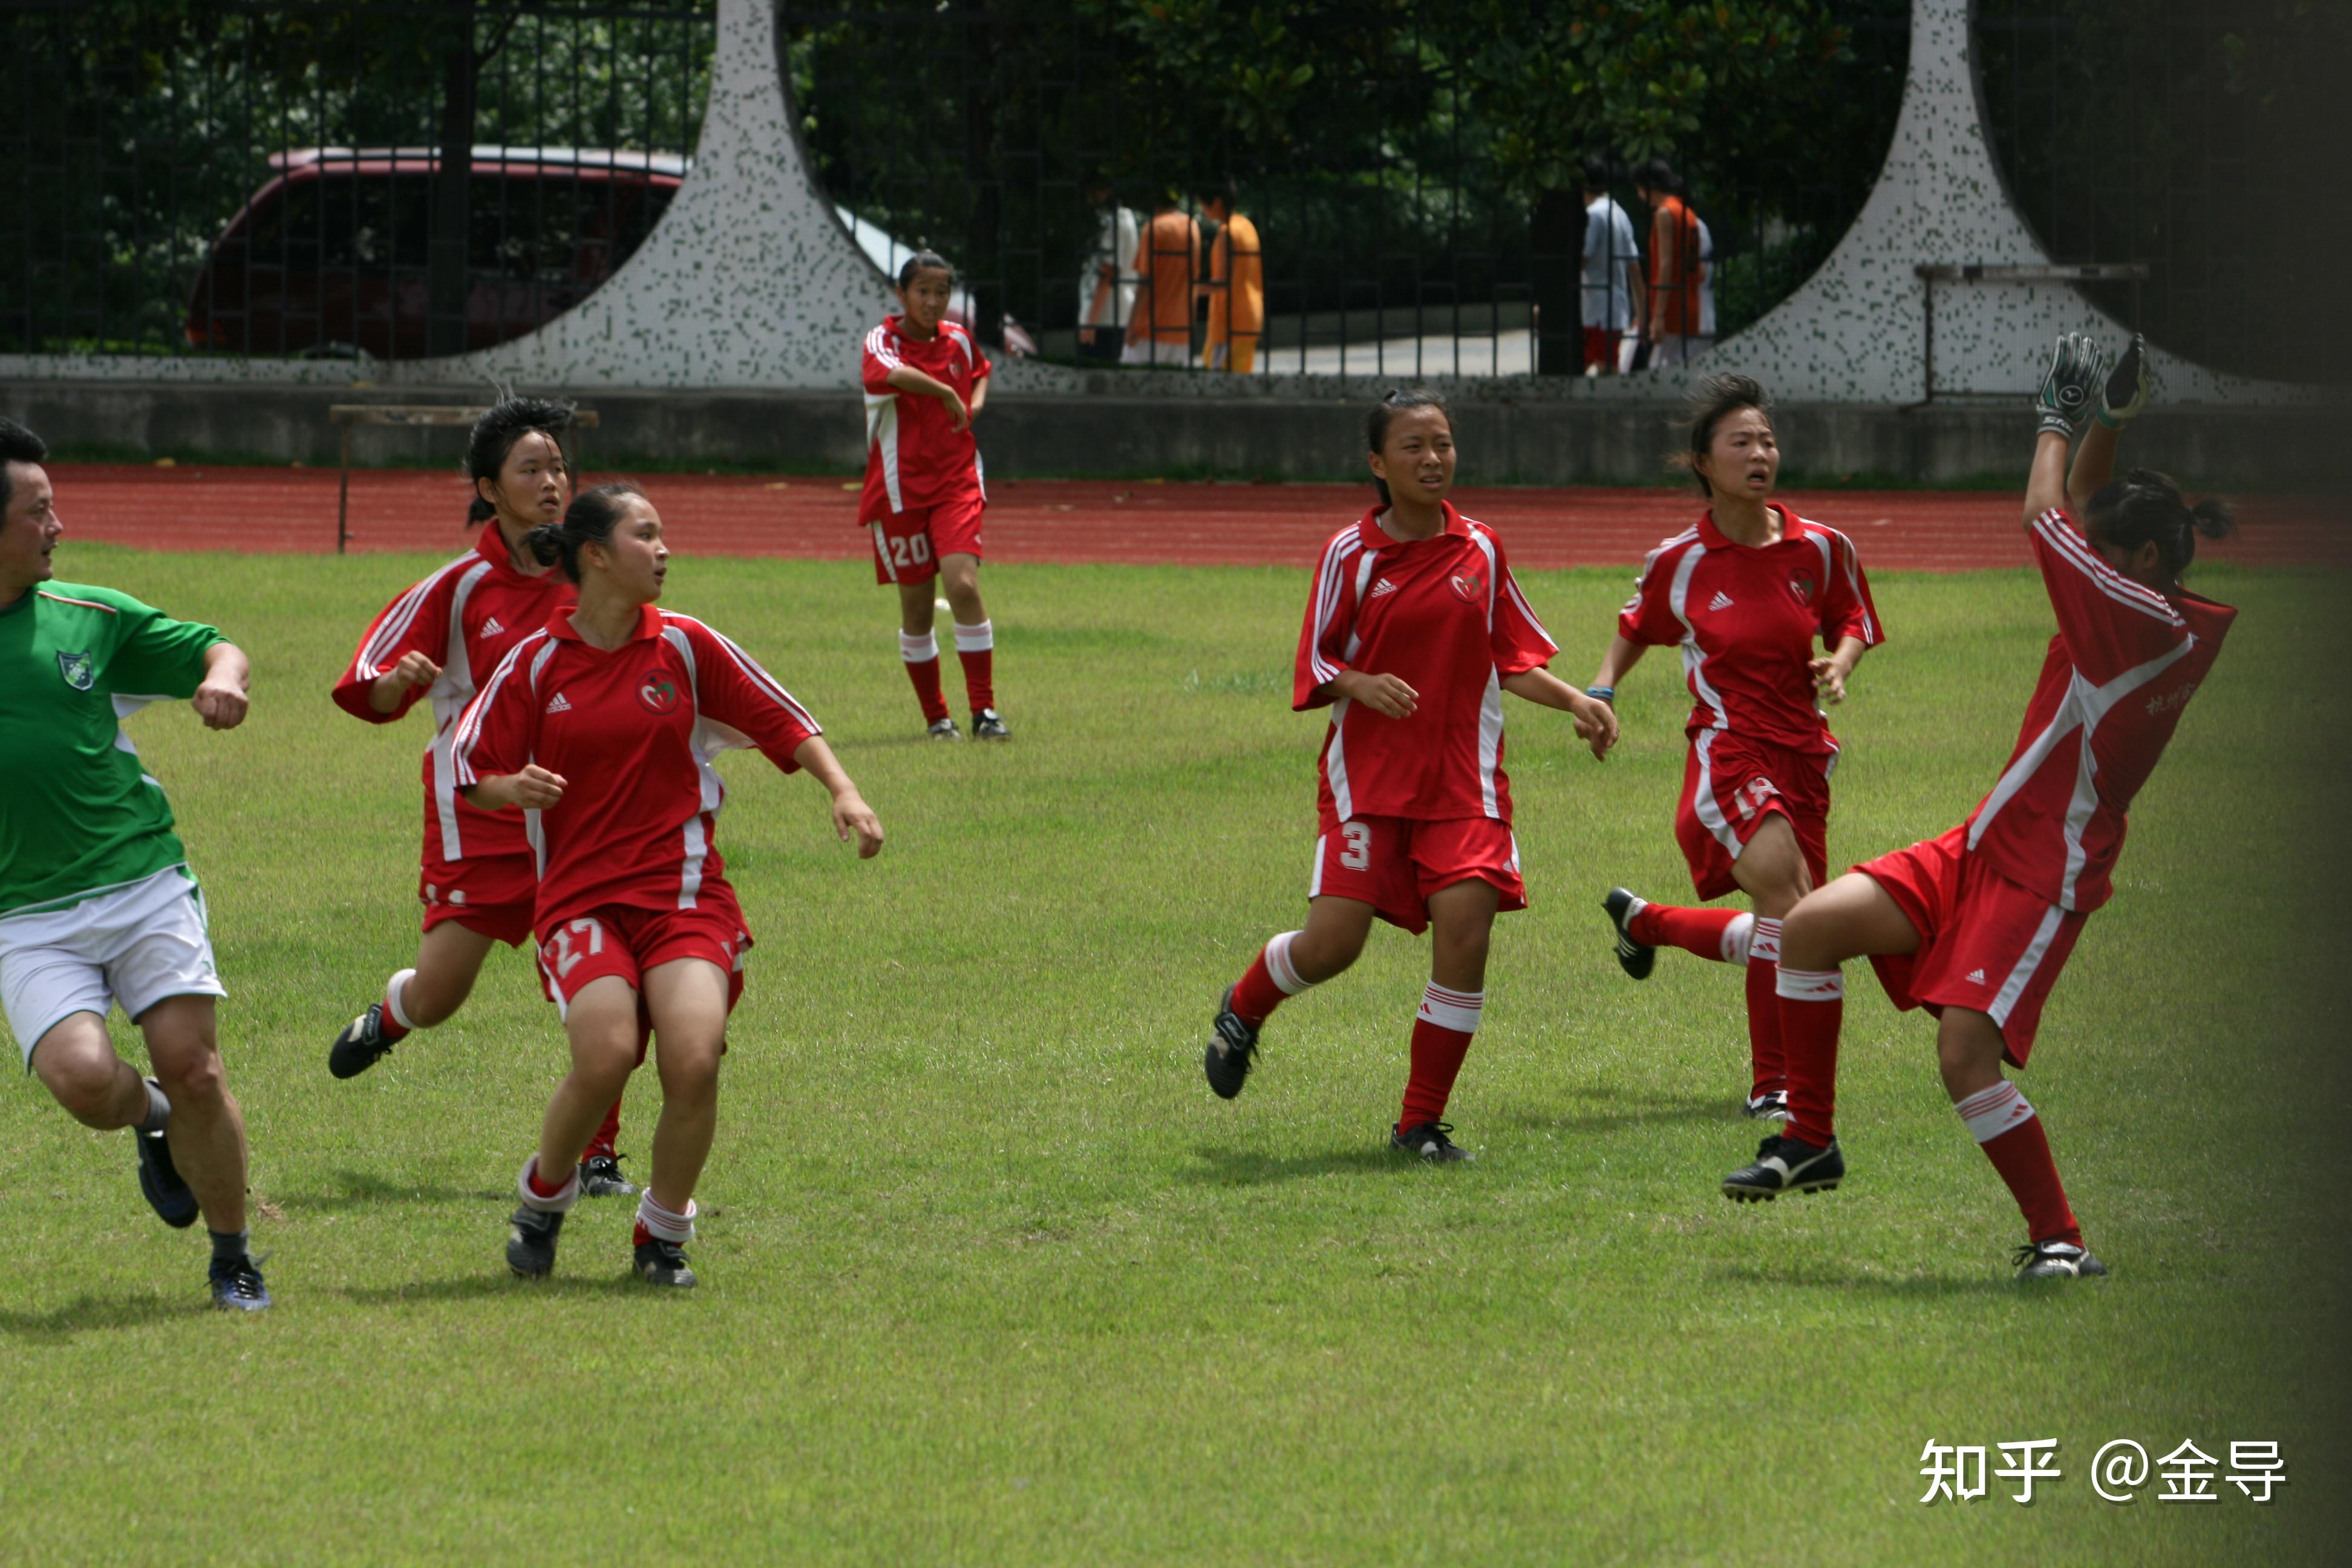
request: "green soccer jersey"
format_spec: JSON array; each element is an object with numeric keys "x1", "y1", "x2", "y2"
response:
[{"x1": 0, "y1": 581, "x2": 225, "y2": 918}]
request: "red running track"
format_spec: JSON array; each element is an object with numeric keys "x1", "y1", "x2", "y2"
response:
[{"x1": 44, "y1": 463, "x2": 2348, "y2": 572}]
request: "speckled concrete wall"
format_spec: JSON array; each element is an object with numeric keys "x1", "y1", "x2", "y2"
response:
[{"x1": 0, "y1": 0, "x2": 2310, "y2": 405}]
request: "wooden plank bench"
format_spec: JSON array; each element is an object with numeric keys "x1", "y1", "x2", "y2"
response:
[{"x1": 327, "y1": 403, "x2": 599, "y2": 552}]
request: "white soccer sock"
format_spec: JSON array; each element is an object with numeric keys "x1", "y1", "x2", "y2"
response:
[
  {"x1": 517, "y1": 1154, "x2": 580, "y2": 1214},
  {"x1": 1748, "y1": 916, "x2": 1782, "y2": 967},
  {"x1": 1417, "y1": 983, "x2": 1485, "y2": 1034},
  {"x1": 1774, "y1": 965, "x2": 1844, "y2": 1002},
  {"x1": 385, "y1": 967, "x2": 420, "y2": 1031},
  {"x1": 1955, "y1": 1081, "x2": 2037, "y2": 1143},
  {"x1": 140, "y1": 1079, "x2": 171, "y2": 1135},
  {"x1": 636, "y1": 1192, "x2": 697, "y2": 1244},
  {"x1": 952, "y1": 619, "x2": 995, "y2": 653},
  {"x1": 1264, "y1": 930, "x2": 1313, "y2": 995},
  {"x1": 1722, "y1": 912, "x2": 1756, "y2": 965},
  {"x1": 899, "y1": 629, "x2": 939, "y2": 664}
]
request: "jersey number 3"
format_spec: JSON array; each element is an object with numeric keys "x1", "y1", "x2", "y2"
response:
[
  {"x1": 545, "y1": 917, "x2": 606, "y2": 979},
  {"x1": 1338, "y1": 821, "x2": 1373, "y2": 871}
]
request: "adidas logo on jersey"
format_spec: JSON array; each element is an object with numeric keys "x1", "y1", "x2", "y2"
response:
[
  {"x1": 546, "y1": 692, "x2": 572, "y2": 714},
  {"x1": 1965, "y1": 967, "x2": 1987, "y2": 984},
  {"x1": 1369, "y1": 578, "x2": 1399, "y2": 598},
  {"x1": 481, "y1": 616, "x2": 504, "y2": 636},
  {"x1": 1708, "y1": 590, "x2": 1736, "y2": 611}
]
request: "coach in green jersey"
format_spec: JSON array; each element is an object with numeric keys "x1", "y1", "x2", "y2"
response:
[{"x1": 0, "y1": 415, "x2": 269, "y2": 1311}]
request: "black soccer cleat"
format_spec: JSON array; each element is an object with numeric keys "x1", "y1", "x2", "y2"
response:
[
  {"x1": 634, "y1": 1238, "x2": 698, "y2": 1289},
  {"x1": 1742, "y1": 1088, "x2": 1791, "y2": 1122},
  {"x1": 2013, "y1": 1240, "x2": 2109, "y2": 1282},
  {"x1": 1203, "y1": 986, "x2": 1259, "y2": 1100},
  {"x1": 972, "y1": 708, "x2": 1011, "y2": 740},
  {"x1": 1602, "y1": 888, "x2": 1656, "y2": 981},
  {"x1": 925, "y1": 716, "x2": 964, "y2": 741},
  {"x1": 506, "y1": 1203, "x2": 566, "y2": 1279},
  {"x1": 1722, "y1": 1134, "x2": 1845, "y2": 1201},
  {"x1": 329, "y1": 1000, "x2": 397, "y2": 1079},
  {"x1": 580, "y1": 1152, "x2": 637, "y2": 1198},
  {"x1": 1391, "y1": 1121, "x2": 1475, "y2": 1163},
  {"x1": 135, "y1": 1107, "x2": 200, "y2": 1230},
  {"x1": 208, "y1": 1253, "x2": 272, "y2": 1313}
]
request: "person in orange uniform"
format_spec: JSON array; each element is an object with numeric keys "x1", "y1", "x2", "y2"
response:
[
  {"x1": 1636, "y1": 159, "x2": 1705, "y2": 367},
  {"x1": 1197, "y1": 179, "x2": 1263, "y2": 374},
  {"x1": 1123, "y1": 192, "x2": 1200, "y2": 367}
]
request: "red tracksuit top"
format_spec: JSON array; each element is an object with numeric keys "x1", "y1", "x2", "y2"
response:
[
  {"x1": 331, "y1": 531, "x2": 575, "y2": 867},
  {"x1": 452, "y1": 605, "x2": 822, "y2": 927},
  {"x1": 1294, "y1": 501, "x2": 1558, "y2": 828},
  {"x1": 859, "y1": 314, "x2": 991, "y2": 520}
]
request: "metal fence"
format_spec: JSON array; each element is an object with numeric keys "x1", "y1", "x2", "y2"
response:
[
  {"x1": 1976, "y1": 0, "x2": 2344, "y2": 387},
  {"x1": 0, "y1": 0, "x2": 715, "y2": 361},
  {"x1": 785, "y1": 0, "x2": 1913, "y2": 379}
]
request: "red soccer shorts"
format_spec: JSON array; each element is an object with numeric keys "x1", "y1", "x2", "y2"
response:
[
  {"x1": 420, "y1": 852, "x2": 538, "y2": 948},
  {"x1": 1858, "y1": 824, "x2": 2088, "y2": 1066},
  {"x1": 1308, "y1": 815, "x2": 1526, "y2": 935},
  {"x1": 868, "y1": 488, "x2": 985, "y2": 585},
  {"x1": 534, "y1": 897, "x2": 752, "y2": 1020},
  {"x1": 1676, "y1": 730, "x2": 1832, "y2": 900}
]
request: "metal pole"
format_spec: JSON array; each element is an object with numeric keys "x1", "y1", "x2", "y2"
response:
[{"x1": 338, "y1": 425, "x2": 351, "y2": 554}]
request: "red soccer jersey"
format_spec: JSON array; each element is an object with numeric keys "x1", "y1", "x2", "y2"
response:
[
  {"x1": 860, "y1": 314, "x2": 990, "y2": 520},
  {"x1": 332, "y1": 532, "x2": 575, "y2": 866},
  {"x1": 1964, "y1": 508, "x2": 2236, "y2": 913},
  {"x1": 1295, "y1": 502, "x2": 1558, "y2": 826},
  {"x1": 451, "y1": 606, "x2": 822, "y2": 925},
  {"x1": 1618, "y1": 503, "x2": 1884, "y2": 756}
]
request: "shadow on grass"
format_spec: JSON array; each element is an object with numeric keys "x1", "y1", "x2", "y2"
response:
[
  {"x1": 271, "y1": 1169, "x2": 509, "y2": 1214},
  {"x1": 1708, "y1": 1259, "x2": 2016, "y2": 1299},
  {"x1": 339, "y1": 1273, "x2": 642, "y2": 1306},
  {"x1": 0, "y1": 1293, "x2": 203, "y2": 1342},
  {"x1": 1494, "y1": 1091, "x2": 1734, "y2": 1135},
  {"x1": 1183, "y1": 1143, "x2": 1404, "y2": 1186}
]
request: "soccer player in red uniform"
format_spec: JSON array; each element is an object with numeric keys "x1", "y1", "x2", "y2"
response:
[
  {"x1": 455, "y1": 482, "x2": 884, "y2": 1286},
  {"x1": 325, "y1": 399, "x2": 638, "y2": 1196},
  {"x1": 1589, "y1": 376, "x2": 1883, "y2": 1120},
  {"x1": 1720, "y1": 335, "x2": 2235, "y2": 1281},
  {"x1": 1203, "y1": 391, "x2": 1619, "y2": 1160},
  {"x1": 861, "y1": 251, "x2": 1009, "y2": 740}
]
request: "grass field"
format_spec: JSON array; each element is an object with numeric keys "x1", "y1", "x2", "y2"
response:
[{"x1": 5, "y1": 544, "x2": 2347, "y2": 1566}]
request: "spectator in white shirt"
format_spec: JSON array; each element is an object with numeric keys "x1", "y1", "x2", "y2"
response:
[
  {"x1": 1580, "y1": 154, "x2": 1644, "y2": 375},
  {"x1": 1079, "y1": 177, "x2": 1142, "y2": 362}
]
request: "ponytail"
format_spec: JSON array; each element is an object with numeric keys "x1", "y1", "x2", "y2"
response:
[
  {"x1": 2085, "y1": 469, "x2": 2235, "y2": 581},
  {"x1": 525, "y1": 481, "x2": 645, "y2": 584}
]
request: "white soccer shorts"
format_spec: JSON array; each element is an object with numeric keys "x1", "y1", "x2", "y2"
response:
[{"x1": 0, "y1": 865, "x2": 226, "y2": 1068}]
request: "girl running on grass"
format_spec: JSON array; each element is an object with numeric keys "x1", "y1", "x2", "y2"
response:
[
  {"x1": 1719, "y1": 335, "x2": 2233, "y2": 1281},
  {"x1": 860, "y1": 251, "x2": 1008, "y2": 740},
  {"x1": 1202, "y1": 391, "x2": 1619, "y2": 1160},
  {"x1": 1590, "y1": 374, "x2": 1884, "y2": 1121},
  {"x1": 328, "y1": 398, "x2": 638, "y2": 1197},
  {"x1": 456, "y1": 482, "x2": 884, "y2": 1287}
]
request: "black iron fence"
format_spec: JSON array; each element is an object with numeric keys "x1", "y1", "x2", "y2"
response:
[
  {"x1": 0, "y1": 0, "x2": 714, "y2": 360},
  {"x1": 786, "y1": 0, "x2": 1912, "y2": 379},
  {"x1": 1976, "y1": 0, "x2": 2345, "y2": 387}
]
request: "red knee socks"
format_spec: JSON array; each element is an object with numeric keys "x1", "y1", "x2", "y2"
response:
[
  {"x1": 1230, "y1": 930, "x2": 1311, "y2": 1026},
  {"x1": 1628, "y1": 901, "x2": 1751, "y2": 961},
  {"x1": 1398, "y1": 984, "x2": 1482, "y2": 1132},
  {"x1": 1956, "y1": 1082, "x2": 2082, "y2": 1246},
  {"x1": 953, "y1": 619, "x2": 996, "y2": 713},
  {"x1": 1743, "y1": 916, "x2": 1785, "y2": 1096},
  {"x1": 1776, "y1": 963, "x2": 1844, "y2": 1146},
  {"x1": 900, "y1": 630, "x2": 949, "y2": 723}
]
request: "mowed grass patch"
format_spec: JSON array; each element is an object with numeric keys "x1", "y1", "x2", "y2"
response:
[{"x1": 2, "y1": 545, "x2": 2346, "y2": 1566}]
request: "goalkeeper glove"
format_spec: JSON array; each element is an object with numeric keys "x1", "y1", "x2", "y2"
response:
[
  {"x1": 2034, "y1": 332, "x2": 2108, "y2": 436},
  {"x1": 2096, "y1": 332, "x2": 2151, "y2": 428}
]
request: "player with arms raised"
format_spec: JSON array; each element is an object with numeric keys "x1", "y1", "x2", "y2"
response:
[
  {"x1": 456, "y1": 483, "x2": 884, "y2": 1287},
  {"x1": 1720, "y1": 334, "x2": 2233, "y2": 1281},
  {"x1": 1591, "y1": 375, "x2": 1884, "y2": 1120},
  {"x1": 1203, "y1": 391, "x2": 1619, "y2": 1160},
  {"x1": 0, "y1": 416, "x2": 269, "y2": 1309},
  {"x1": 326, "y1": 398, "x2": 637, "y2": 1197},
  {"x1": 861, "y1": 252, "x2": 1010, "y2": 740}
]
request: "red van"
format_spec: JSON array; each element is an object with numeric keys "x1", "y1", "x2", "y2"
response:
[{"x1": 183, "y1": 146, "x2": 684, "y2": 358}]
